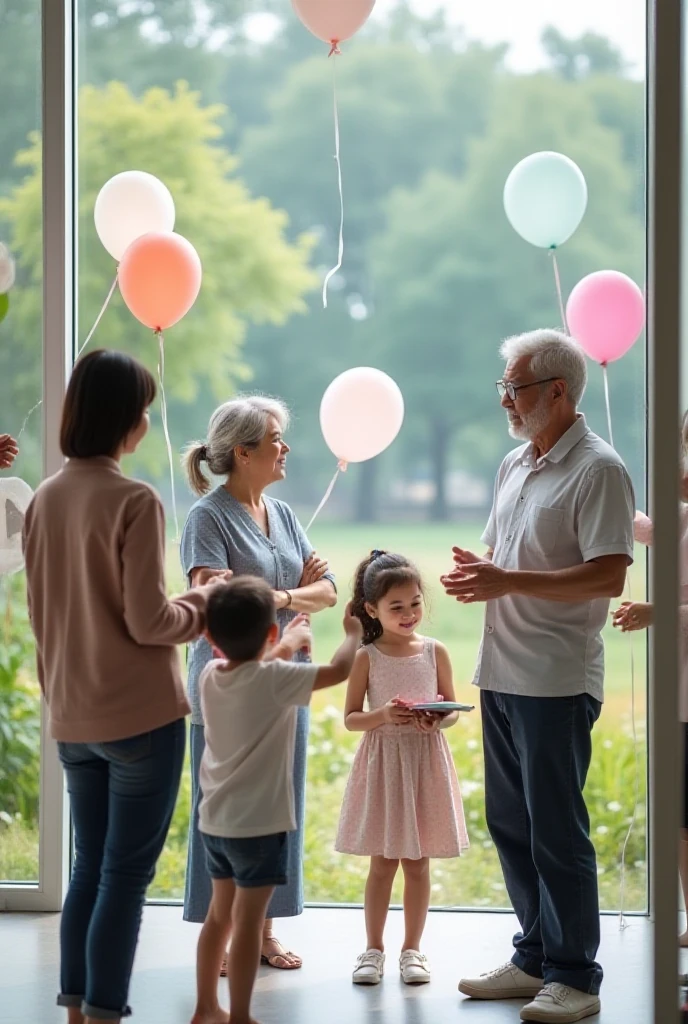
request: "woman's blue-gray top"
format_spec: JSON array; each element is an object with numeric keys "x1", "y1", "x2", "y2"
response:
[{"x1": 180, "y1": 486, "x2": 336, "y2": 725}]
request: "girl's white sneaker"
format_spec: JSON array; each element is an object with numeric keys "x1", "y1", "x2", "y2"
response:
[
  {"x1": 400, "y1": 949, "x2": 431, "y2": 985},
  {"x1": 352, "y1": 949, "x2": 385, "y2": 985}
]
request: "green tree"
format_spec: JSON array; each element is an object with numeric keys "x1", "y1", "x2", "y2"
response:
[
  {"x1": 542, "y1": 28, "x2": 645, "y2": 219},
  {"x1": 238, "y1": 39, "x2": 504, "y2": 520},
  {"x1": 0, "y1": 81, "x2": 315, "y2": 480},
  {"x1": 240, "y1": 41, "x2": 504, "y2": 301},
  {"x1": 370, "y1": 73, "x2": 645, "y2": 518},
  {"x1": 0, "y1": 0, "x2": 42, "y2": 194},
  {"x1": 541, "y1": 26, "x2": 628, "y2": 81}
]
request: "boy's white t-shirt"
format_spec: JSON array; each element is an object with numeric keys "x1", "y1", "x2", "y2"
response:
[{"x1": 198, "y1": 658, "x2": 319, "y2": 839}]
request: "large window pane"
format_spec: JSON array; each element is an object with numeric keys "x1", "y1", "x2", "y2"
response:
[
  {"x1": 78, "y1": 1, "x2": 647, "y2": 910},
  {"x1": 0, "y1": 0, "x2": 44, "y2": 884}
]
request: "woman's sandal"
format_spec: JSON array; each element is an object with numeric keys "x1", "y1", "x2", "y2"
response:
[
  {"x1": 219, "y1": 939, "x2": 302, "y2": 977},
  {"x1": 260, "y1": 936, "x2": 303, "y2": 971}
]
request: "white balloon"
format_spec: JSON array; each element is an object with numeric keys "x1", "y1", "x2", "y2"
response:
[
  {"x1": 0, "y1": 243, "x2": 16, "y2": 294},
  {"x1": 320, "y1": 367, "x2": 405, "y2": 464},
  {"x1": 94, "y1": 171, "x2": 175, "y2": 261},
  {"x1": 0, "y1": 477, "x2": 34, "y2": 575}
]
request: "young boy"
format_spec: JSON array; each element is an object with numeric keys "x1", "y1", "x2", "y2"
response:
[{"x1": 191, "y1": 576, "x2": 362, "y2": 1024}]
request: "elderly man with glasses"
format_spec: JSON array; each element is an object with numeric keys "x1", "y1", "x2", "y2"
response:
[{"x1": 442, "y1": 329, "x2": 634, "y2": 1024}]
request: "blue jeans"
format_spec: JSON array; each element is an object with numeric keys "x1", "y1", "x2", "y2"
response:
[
  {"x1": 481, "y1": 690, "x2": 603, "y2": 995},
  {"x1": 57, "y1": 718, "x2": 186, "y2": 1020}
]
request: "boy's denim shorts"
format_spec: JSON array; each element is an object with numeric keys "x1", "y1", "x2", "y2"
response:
[{"x1": 201, "y1": 831, "x2": 288, "y2": 888}]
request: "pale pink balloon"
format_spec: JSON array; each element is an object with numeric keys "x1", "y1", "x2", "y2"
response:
[
  {"x1": 566, "y1": 270, "x2": 645, "y2": 365},
  {"x1": 291, "y1": 0, "x2": 375, "y2": 47},
  {"x1": 633, "y1": 510, "x2": 653, "y2": 546},
  {"x1": 118, "y1": 232, "x2": 202, "y2": 332},
  {"x1": 320, "y1": 367, "x2": 404, "y2": 464}
]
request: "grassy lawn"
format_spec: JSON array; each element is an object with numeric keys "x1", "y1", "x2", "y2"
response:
[{"x1": 1, "y1": 520, "x2": 648, "y2": 912}]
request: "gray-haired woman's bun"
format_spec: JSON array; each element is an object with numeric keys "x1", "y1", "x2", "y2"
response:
[{"x1": 182, "y1": 441, "x2": 211, "y2": 496}]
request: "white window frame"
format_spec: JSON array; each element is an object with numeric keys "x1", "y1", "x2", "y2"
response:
[{"x1": 0, "y1": 0, "x2": 74, "y2": 913}]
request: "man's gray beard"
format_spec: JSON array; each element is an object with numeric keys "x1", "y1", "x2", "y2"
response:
[{"x1": 507, "y1": 397, "x2": 551, "y2": 442}]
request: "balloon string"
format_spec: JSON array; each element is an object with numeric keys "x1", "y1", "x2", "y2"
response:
[
  {"x1": 322, "y1": 54, "x2": 344, "y2": 309},
  {"x1": 12, "y1": 273, "x2": 120, "y2": 453},
  {"x1": 16, "y1": 398, "x2": 43, "y2": 443},
  {"x1": 156, "y1": 330, "x2": 179, "y2": 542},
  {"x1": 602, "y1": 363, "x2": 614, "y2": 448},
  {"x1": 596, "y1": 369, "x2": 639, "y2": 929},
  {"x1": 550, "y1": 249, "x2": 568, "y2": 332},
  {"x1": 618, "y1": 574, "x2": 640, "y2": 931},
  {"x1": 77, "y1": 273, "x2": 118, "y2": 358},
  {"x1": 306, "y1": 460, "x2": 347, "y2": 531}
]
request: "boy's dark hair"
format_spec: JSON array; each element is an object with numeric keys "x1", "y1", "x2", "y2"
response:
[
  {"x1": 351, "y1": 550, "x2": 424, "y2": 645},
  {"x1": 60, "y1": 349, "x2": 156, "y2": 459},
  {"x1": 206, "y1": 576, "x2": 277, "y2": 661}
]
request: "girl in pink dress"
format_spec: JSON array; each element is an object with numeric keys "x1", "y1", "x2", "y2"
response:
[{"x1": 336, "y1": 550, "x2": 468, "y2": 987}]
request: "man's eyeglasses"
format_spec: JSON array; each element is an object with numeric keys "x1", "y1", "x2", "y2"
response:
[{"x1": 495, "y1": 378, "x2": 559, "y2": 402}]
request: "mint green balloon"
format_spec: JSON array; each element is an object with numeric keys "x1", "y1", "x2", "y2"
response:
[
  {"x1": 504, "y1": 151, "x2": 588, "y2": 249},
  {"x1": 0, "y1": 293, "x2": 8, "y2": 325}
]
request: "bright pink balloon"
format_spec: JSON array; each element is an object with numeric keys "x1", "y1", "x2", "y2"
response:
[
  {"x1": 566, "y1": 270, "x2": 645, "y2": 365},
  {"x1": 118, "y1": 232, "x2": 202, "y2": 332},
  {"x1": 291, "y1": 0, "x2": 375, "y2": 48}
]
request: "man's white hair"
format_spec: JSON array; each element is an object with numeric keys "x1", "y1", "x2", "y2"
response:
[{"x1": 500, "y1": 329, "x2": 588, "y2": 407}]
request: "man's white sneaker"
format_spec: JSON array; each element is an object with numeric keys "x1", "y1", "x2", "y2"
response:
[
  {"x1": 458, "y1": 962, "x2": 544, "y2": 1000},
  {"x1": 399, "y1": 950, "x2": 431, "y2": 985},
  {"x1": 352, "y1": 949, "x2": 385, "y2": 985},
  {"x1": 520, "y1": 984, "x2": 601, "y2": 1022}
]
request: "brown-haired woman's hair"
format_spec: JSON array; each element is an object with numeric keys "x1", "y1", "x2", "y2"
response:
[
  {"x1": 351, "y1": 550, "x2": 424, "y2": 645},
  {"x1": 60, "y1": 349, "x2": 156, "y2": 459}
]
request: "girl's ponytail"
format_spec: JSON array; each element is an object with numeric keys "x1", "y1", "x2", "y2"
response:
[{"x1": 351, "y1": 551, "x2": 386, "y2": 645}]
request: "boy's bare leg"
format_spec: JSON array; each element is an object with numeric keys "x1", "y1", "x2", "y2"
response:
[
  {"x1": 192, "y1": 878, "x2": 235, "y2": 1024},
  {"x1": 227, "y1": 885, "x2": 275, "y2": 1024}
]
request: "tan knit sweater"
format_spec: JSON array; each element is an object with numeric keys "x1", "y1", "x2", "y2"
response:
[{"x1": 23, "y1": 457, "x2": 204, "y2": 743}]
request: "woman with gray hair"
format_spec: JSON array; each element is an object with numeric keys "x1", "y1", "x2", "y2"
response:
[{"x1": 181, "y1": 395, "x2": 337, "y2": 974}]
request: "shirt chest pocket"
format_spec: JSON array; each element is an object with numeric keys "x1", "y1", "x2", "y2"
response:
[{"x1": 526, "y1": 505, "x2": 565, "y2": 557}]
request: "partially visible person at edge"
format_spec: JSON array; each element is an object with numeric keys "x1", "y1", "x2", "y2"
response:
[
  {"x1": 23, "y1": 350, "x2": 216, "y2": 1024},
  {"x1": 442, "y1": 330, "x2": 634, "y2": 1024},
  {"x1": 0, "y1": 433, "x2": 19, "y2": 468},
  {"x1": 613, "y1": 409, "x2": 688, "y2": 948},
  {"x1": 180, "y1": 395, "x2": 337, "y2": 975}
]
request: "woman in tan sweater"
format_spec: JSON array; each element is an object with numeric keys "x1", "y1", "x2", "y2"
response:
[{"x1": 23, "y1": 350, "x2": 215, "y2": 1024}]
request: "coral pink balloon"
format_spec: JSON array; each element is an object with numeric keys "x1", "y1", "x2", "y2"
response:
[
  {"x1": 320, "y1": 367, "x2": 404, "y2": 464},
  {"x1": 291, "y1": 0, "x2": 375, "y2": 47},
  {"x1": 566, "y1": 270, "x2": 645, "y2": 365},
  {"x1": 118, "y1": 232, "x2": 202, "y2": 331}
]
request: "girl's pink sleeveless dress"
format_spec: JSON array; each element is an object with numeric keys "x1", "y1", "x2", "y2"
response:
[{"x1": 335, "y1": 638, "x2": 469, "y2": 860}]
